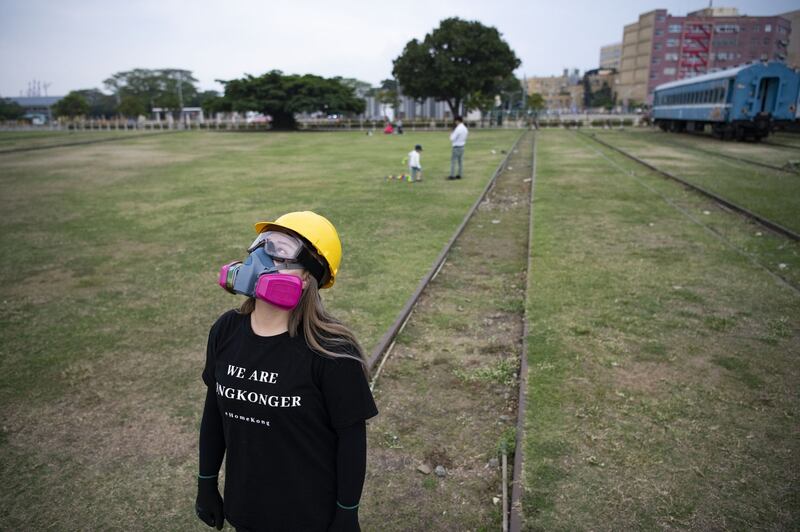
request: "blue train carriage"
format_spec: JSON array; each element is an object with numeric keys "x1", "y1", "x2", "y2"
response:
[{"x1": 652, "y1": 62, "x2": 800, "y2": 141}]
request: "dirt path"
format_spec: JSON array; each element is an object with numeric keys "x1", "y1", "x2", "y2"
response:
[{"x1": 361, "y1": 132, "x2": 534, "y2": 531}]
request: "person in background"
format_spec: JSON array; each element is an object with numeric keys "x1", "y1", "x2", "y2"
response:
[
  {"x1": 447, "y1": 115, "x2": 468, "y2": 180},
  {"x1": 407, "y1": 144, "x2": 423, "y2": 182}
]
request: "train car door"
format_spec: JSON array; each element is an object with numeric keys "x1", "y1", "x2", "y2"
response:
[{"x1": 757, "y1": 77, "x2": 780, "y2": 114}]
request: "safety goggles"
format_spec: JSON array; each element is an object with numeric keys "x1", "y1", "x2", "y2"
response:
[
  {"x1": 248, "y1": 230, "x2": 327, "y2": 285},
  {"x1": 248, "y1": 231, "x2": 305, "y2": 262}
]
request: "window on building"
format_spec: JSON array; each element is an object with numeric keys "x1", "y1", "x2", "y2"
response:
[
  {"x1": 656, "y1": 14, "x2": 666, "y2": 22},
  {"x1": 752, "y1": 25, "x2": 760, "y2": 32},
  {"x1": 665, "y1": 53, "x2": 678, "y2": 61},
  {"x1": 669, "y1": 24, "x2": 682, "y2": 33},
  {"x1": 667, "y1": 38, "x2": 679, "y2": 47},
  {"x1": 652, "y1": 58, "x2": 661, "y2": 65},
  {"x1": 663, "y1": 67, "x2": 677, "y2": 75},
  {"x1": 715, "y1": 24, "x2": 739, "y2": 33},
  {"x1": 655, "y1": 29, "x2": 664, "y2": 36},
  {"x1": 778, "y1": 26, "x2": 788, "y2": 34},
  {"x1": 654, "y1": 43, "x2": 662, "y2": 51},
  {"x1": 765, "y1": 24, "x2": 772, "y2": 32}
]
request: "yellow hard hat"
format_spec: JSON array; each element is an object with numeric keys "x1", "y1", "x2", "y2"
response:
[{"x1": 255, "y1": 211, "x2": 342, "y2": 289}]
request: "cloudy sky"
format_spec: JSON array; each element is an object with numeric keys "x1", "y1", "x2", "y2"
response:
[{"x1": 1, "y1": 0, "x2": 796, "y2": 97}]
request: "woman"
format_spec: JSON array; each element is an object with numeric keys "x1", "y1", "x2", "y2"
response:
[{"x1": 196, "y1": 211, "x2": 378, "y2": 532}]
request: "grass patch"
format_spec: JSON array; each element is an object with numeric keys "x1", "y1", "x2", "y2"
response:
[
  {"x1": 522, "y1": 130, "x2": 800, "y2": 530},
  {"x1": 0, "y1": 129, "x2": 519, "y2": 529},
  {"x1": 454, "y1": 357, "x2": 518, "y2": 386}
]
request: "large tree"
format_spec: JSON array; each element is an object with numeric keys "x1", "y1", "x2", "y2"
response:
[
  {"x1": 74, "y1": 89, "x2": 117, "y2": 117},
  {"x1": 52, "y1": 92, "x2": 90, "y2": 118},
  {"x1": 219, "y1": 70, "x2": 365, "y2": 129},
  {"x1": 104, "y1": 68, "x2": 199, "y2": 116},
  {"x1": 392, "y1": 17, "x2": 520, "y2": 117}
]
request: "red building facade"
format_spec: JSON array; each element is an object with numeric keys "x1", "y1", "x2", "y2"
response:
[{"x1": 648, "y1": 9, "x2": 791, "y2": 94}]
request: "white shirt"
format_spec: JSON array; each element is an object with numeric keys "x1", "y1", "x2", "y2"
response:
[
  {"x1": 407, "y1": 150, "x2": 421, "y2": 168},
  {"x1": 450, "y1": 123, "x2": 468, "y2": 147}
]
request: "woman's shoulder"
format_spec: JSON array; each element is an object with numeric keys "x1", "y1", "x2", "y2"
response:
[{"x1": 209, "y1": 308, "x2": 245, "y2": 338}]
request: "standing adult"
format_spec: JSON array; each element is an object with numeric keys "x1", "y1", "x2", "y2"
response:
[
  {"x1": 196, "y1": 211, "x2": 378, "y2": 532},
  {"x1": 447, "y1": 115, "x2": 469, "y2": 180}
]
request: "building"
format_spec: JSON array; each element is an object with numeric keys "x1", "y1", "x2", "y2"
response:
[
  {"x1": 360, "y1": 93, "x2": 451, "y2": 121},
  {"x1": 782, "y1": 10, "x2": 800, "y2": 68},
  {"x1": 583, "y1": 68, "x2": 617, "y2": 109},
  {"x1": 617, "y1": 7, "x2": 792, "y2": 105},
  {"x1": 526, "y1": 69, "x2": 583, "y2": 112},
  {"x1": 9, "y1": 96, "x2": 63, "y2": 123},
  {"x1": 600, "y1": 43, "x2": 622, "y2": 70}
]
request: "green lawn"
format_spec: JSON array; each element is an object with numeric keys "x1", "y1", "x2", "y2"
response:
[
  {"x1": 591, "y1": 128, "x2": 800, "y2": 234},
  {"x1": 0, "y1": 129, "x2": 518, "y2": 530},
  {"x1": 0, "y1": 129, "x2": 163, "y2": 151},
  {"x1": 522, "y1": 130, "x2": 800, "y2": 530}
]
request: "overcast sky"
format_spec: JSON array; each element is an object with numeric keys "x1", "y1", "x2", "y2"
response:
[{"x1": 1, "y1": 0, "x2": 797, "y2": 97}]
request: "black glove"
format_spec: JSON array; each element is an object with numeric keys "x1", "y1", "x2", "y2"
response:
[
  {"x1": 328, "y1": 506, "x2": 360, "y2": 532},
  {"x1": 195, "y1": 476, "x2": 224, "y2": 530}
]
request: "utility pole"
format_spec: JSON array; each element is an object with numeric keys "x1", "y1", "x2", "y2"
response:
[{"x1": 175, "y1": 71, "x2": 185, "y2": 125}]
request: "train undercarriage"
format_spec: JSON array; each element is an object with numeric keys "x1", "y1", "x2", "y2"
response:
[{"x1": 655, "y1": 114, "x2": 772, "y2": 141}]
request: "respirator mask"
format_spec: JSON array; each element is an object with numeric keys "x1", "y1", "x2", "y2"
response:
[{"x1": 218, "y1": 230, "x2": 323, "y2": 310}]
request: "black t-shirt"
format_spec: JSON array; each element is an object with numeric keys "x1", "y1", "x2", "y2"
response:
[{"x1": 202, "y1": 309, "x2": 378, "y2": 531}]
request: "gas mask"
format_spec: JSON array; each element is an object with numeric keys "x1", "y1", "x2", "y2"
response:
[{"x1": 218, "y1": 231, "x2": 315, "y2": 310}]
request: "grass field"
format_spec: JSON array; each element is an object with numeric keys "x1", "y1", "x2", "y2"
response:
[
  {"x1": 2, "y1": 126, "x2": 798, "y2": 530},
  {"x1": 522, "y1": 130, "x2": 799, "y2": 530},
  {"x1": 362, "y1": 132, "x2": 533, "y2": 531},
  {"x1": 0, "y1": 129, "x2": 518, "y2": 530},
  {"x1": 588, "y1": 129, "x2": 800, "y2": 235},
  {"x1": 0, "y1": 129, "x2": 165, "y2": 152}
]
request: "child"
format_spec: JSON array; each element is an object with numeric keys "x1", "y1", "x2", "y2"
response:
[{"x1": 407, "y1": 144, "x2": 423, "y2": 182}]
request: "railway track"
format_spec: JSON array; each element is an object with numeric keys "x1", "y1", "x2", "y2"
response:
[
  {"x1": 645, "y1": 132, "x2": 799, "y2": 175},
  {"x1": 364, "y1": 131, "x2": 536, "y2": 530},
  {"x1": 763, "y1": 140, "x2": 800, "y2": 151},
  {"x1": 0, "y1": 130, "x2": 182, "y2": 155},
  {"x1": 579, "y1": 131, "x2": 800, "y2": 242},
  {"x1": 366, "y1": 131, "x2": 526, "y2": 374}
]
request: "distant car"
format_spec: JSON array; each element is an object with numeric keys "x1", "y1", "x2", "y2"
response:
[
  {"x1": 245, "y1": 113, "x2": 271, "y2": 124},
  {"x1": 651, "y1": 62, "x2": 800, "y2": 141}
]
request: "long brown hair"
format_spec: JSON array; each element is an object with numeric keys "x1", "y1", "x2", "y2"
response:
[{"x1": 238, "y1": 282, "x2": 369, "y2": 375}]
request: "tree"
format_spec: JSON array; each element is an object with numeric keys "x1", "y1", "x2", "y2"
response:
[
  {"x1": 392, "y1": 17, "x2": 520, "y2": 117},
  {"x1": 0, "y1": 98, "x2": 24, "y2": 120},
  {"x1": 104, "y1": 68, "x2": 199, "y2": 116},
  {"x1": 336, "y1": 78, "x2": 373, "y2": 98},
  {"x1": 52, "y1": 92, "x2": 90, "y2": 118},
  {"x1": 219, "y1": 70, "x2": 366, "y2": 129},
  {"x1": 376, "y1": 79, "x2": 398, "y2": 119},
  {"x1": 118, "y1": 96, "x2": 147, "y2": 118},
  {"x1": 74, "y1": 89, "x2": 117, "y2": 117},
  {"x1": 526, "y1": 92, "x2": 545, "y2": 127}
]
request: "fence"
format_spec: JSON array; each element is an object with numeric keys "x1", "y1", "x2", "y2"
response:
[{"x1": 0, "y1": 114, "x2": 644, "y2": 133}]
